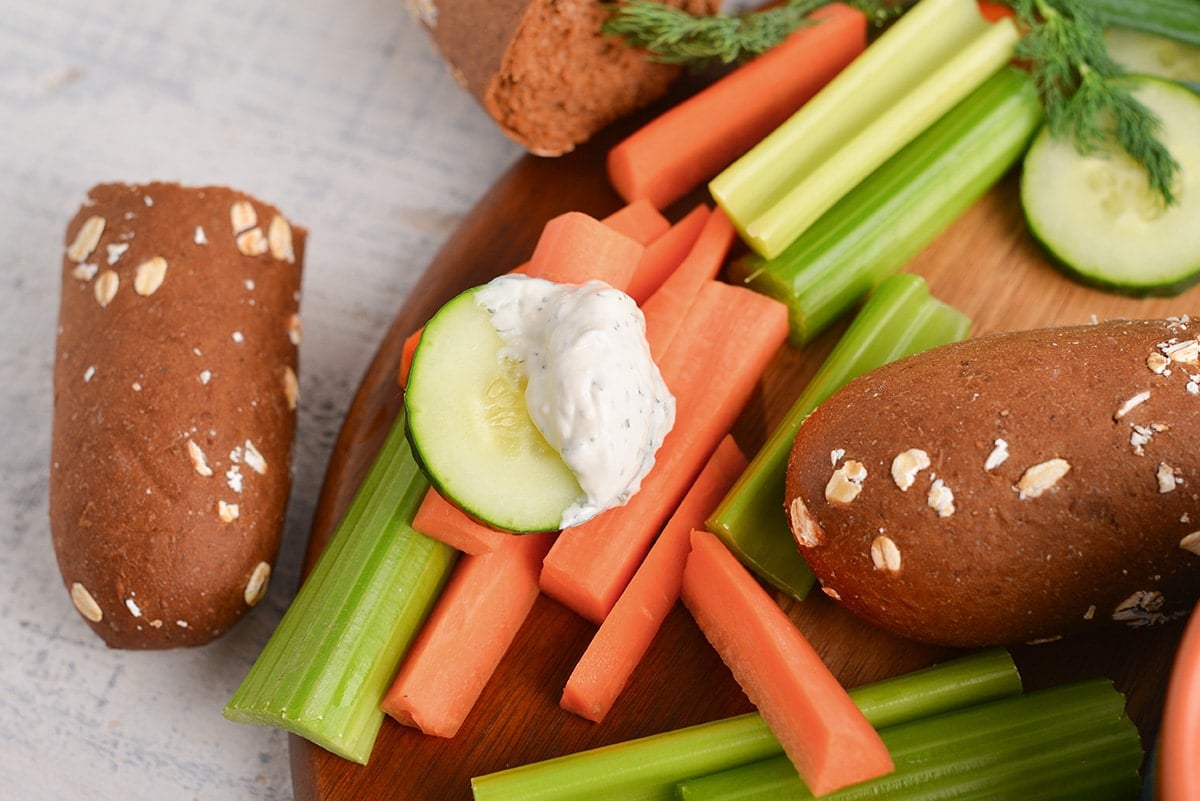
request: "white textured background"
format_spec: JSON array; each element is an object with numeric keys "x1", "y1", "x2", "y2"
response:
[{"x1": 0, "y1": 1, "x2": 522, "y2": 798}]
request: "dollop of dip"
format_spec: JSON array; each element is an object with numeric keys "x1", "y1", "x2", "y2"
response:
[{"x1": 476, "y1": 275, "x2": 675, "y2": 529}]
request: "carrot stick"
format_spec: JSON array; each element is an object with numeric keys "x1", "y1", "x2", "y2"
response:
[
  {"x1": 399, "y1": 329, "x2": 422, "y2": 389},
  {"x1": 641, "y1": 207, "x2": 736, "y2": 361},
  {"x1": 380, "y1": 530, "x2": 555, "y2": 738},
  {"x1": 411, "y1": 487, "x2": 513, "y2": 555},
  {"x1": 514, "y1": 210, "x2": 644, "y2": 290},
  {"x1": 626, "y1": 203, "x2": 710, "y2": 304},
  {"x1": 539, "y1": 280, "x2": 788, "y2": 624},
  {"x1": 560, "y1": 435, "x2": 748, "y2": 723},
  {"x1": 606, "y1": 3, "x2": 868, "y2": 210},
  {"x1": 682, "y1": 529, "x2": 895, "y2": 796},
  {"x1": 601, "y1": 197, "x2": 671, "y2": 244}
]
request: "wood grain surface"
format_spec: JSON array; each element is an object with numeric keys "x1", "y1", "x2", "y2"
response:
[{"x1": 290, "y1": 117, "x2": 1195, "y2": 800}]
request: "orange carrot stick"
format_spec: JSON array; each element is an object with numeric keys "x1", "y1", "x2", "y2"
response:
[
  {"x1": 626, "y1": 203, "x2": 711, "y2": 304},
  {"x1": 400, "y1": 329, "x2": 422, "y2": 388},
  {"x1": 539, "y1": 280, "x2": 788, "y2": 624},
  {"x1": 381, "y1": 530, "x2": 555, "y2": 738},
  {"x1": 411, "y1": 488, "x2": 513, "y2": 555},
  {"x1": 560, "y1": 435, "x2": 748, "y2": 723},
  {"x1": 601, "y1": 197, "x2": 672, "y2": 244},
  {"x1": 682, "y1": 529, "x2": 894, "y2": 796},
  {"x1": 641, "y1": 207, "x2": 736, "y2": 361},
  {"x1": 516, "y1": 210, "x2": 644, "y2": 290},
  {"x1": 606, "y1": 3, "x2": 868, "y2": 210}
]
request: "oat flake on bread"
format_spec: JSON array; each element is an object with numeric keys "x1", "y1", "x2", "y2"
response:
[
  {"x1": 50, "y1": 182, "x2": 305, "y2": 649},
  {"x1": 785, "y1": 317, "x2": 1200, "y2": 648}
]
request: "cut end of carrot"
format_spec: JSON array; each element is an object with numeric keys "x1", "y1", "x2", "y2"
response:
[
  {"x1": 539, "y1": 550, "x2": 614, "y2": 626},
  {"x1": 382, "y1": 694, "x2": 461, "y2": 739},
  {"x1": 559, "y1": 683, "x2": 607, "y2": 725}
]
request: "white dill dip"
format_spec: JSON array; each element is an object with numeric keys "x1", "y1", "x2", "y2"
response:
[{"x1": 476, "y1": 274, "x2": 675, "y2": 528}]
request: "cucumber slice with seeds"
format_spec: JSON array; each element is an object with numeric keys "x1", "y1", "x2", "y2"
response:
[
  {"x1": 404, "y1": 287, "x2": 581, "y2": 533},
  {"x1": 1105, "y1": 26, "x2": 1200, "y2": 84},
  {"x1": 1020, "y1": 76, "x2": 1200, "y2": 296}
]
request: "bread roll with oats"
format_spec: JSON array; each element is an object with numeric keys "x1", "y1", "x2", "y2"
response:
[
  {"x1": 412, "y1": 0, "x2": 718, "y2": 156},
  {"x1": 784, "y1": 317, "x2": 1200, "y2": 648},
  {"x1": 50, "y1": 182, "x2": 304, "y2": 649}
]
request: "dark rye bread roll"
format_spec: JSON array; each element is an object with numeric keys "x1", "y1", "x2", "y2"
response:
[
  {"x1": 50, "y1": 182, "x2": 305, "y2": 649},
  {"x1": 784, "y1": 317, "x2": 1200, "y2": 648},
  {"x1": 412, "y1": 0, "x2": 718, "y2": 156}
]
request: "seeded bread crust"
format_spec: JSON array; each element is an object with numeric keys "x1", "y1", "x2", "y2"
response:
[
  {"x1": 784, "y1": 317, "x2": 1200, "y2": 648},
  {"x1": 51, "y1": 182, "x2": 305, "y2": 649},
  {"x1": 414, "y1": 0, "x2": 718, "y2": 156}
]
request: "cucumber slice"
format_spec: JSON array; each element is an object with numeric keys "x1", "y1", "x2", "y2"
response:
[
  {"x1": 1104, "y1": 26, "x2": 1200, "y2": 84},
  {"x1": 1020, "y1": 76, "x2": 1200, "y2": 295},
  {"x1": 404, "y1": 287, "x2": 582, "y2": 533}
]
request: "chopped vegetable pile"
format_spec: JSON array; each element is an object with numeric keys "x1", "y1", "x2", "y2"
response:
[{"x1": 223, "y1": 0, "x2": 1200, "y2": 794}]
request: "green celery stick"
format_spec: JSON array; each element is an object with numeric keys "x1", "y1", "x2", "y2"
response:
[
  {"x1": 711, "y1": 0, "x2": 1019, "y2": 258},
  {"x1": 710, "y1": 0, "x2": 989, "y2": 225},
  {"x1": 707, "y1": 273, "x2": 970, "y2": 601},
  {"x1": 675, "y1": 680, "x2": 1142, "y2": 801},
  {"x1": 729, "y1": 66, "x2": 1042, "y2": 348},
  {"x1": 224, "y1": 410, "x2": 458, "y2": 764},
  {"x1": 470, "y1": 649, "x2": 1020, "y2": 801}
]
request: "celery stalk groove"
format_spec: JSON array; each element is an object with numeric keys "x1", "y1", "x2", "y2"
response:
[
  {"x1": 707, "y1": 274, "x2": 970, "y2": 601},
  {"x1": 223, "y1": 410, "x2": 458, "y2": 764}
]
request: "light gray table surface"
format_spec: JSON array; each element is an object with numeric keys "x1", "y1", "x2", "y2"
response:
[{"x1": 0, "y1": 1, "x2": 524, "y2": 798}]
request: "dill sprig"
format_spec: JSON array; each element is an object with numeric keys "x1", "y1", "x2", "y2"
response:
[
  {"x1": 601, "y1": 1, "x2": 916, "y2": 66},
  {"x1": 603, "y1": 0, "x2": 1181, "y2": 206},
  {"x1": 1010, "y1": 0, "x2": 1179, "y2": 205},
  {"x1": 601, "y1": 1, "x2": 828, "y2": 65}
]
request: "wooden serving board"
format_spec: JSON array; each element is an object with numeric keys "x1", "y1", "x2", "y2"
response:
[{"x1": 290, "y1": 117, "x2": 1195, "y2": 799}]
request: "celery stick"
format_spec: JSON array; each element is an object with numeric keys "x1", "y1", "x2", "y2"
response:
[
  {"x1": 470, "y1": 649, "x2": 1019, "y2": 801},
  {"x1": 741, "y1": 22, "x2": 1018, "y2": 258},
  {"x1": 676, "y1": 680, "x2": 1142, "y2": 801},
  {"x1": 707, "y1": 274, "x2": 970, "y2": 601},
  {"x1": 711, "y1": 0, "x2": 989, "y2": 226},
  {"x1": 711, "y1": 0, "x2": 1019, "y2": 258},
  {"x1": 1092, "y1": 0, "x2": 1200, "y2": 48},
  {"x1": 729, "y1": 67, "x2": 1042, "y2": 348},
  {"x1": 679, "y1": 726, "x2": 1141, "y2": 801},
  {"x1": 223, "y1": 410, "x2": 458, "y2": 764}
]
